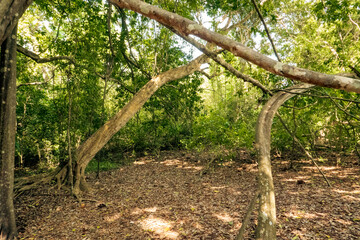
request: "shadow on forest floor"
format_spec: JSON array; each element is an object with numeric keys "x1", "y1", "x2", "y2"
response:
[{"x1": 15, "y1": 150, "x2": 360, "y2": 239}]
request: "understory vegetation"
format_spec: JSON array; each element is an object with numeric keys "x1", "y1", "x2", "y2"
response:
[{"x1": 14, "y1": 1, "x2": 360, "y2": 175}]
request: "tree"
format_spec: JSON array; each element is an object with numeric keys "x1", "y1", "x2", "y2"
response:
[
  {"x1": 0, "y1": 1, "x2": 33, "y2": 238},
  {"x1": 0, "y1": 0, "x2": 33, "y2": 45},
  {"x1": 72, "y1": 54, "x2": 208, "y2": 195},
  {"x1": 0, "y1": 25, "x2": 18, "y2": 240}
]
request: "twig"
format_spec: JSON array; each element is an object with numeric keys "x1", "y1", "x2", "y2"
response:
[
  {"x1": 251, "y1": 0, "x2": 281, "y2": 62},
  {"x1": 276, "y1": 112, "x2": 332, "y2": 187},
  {"x1": 17, "y1": 82, "x2": 48, "y2": 88},
  {"x1": 236, "y1": 191, "x2": 259, "y2": 240},
  {"x1": 315, "y1": 89, "x2": 360, "y2": 121},
  {"x1": 277, "y1": 89, "x2": 360, "y2": 104},
  {"x1": 17, "y1": 44, "x2": 75, "y2": 64},
  {"x1": 349, "y1": 65, "x2": 360, "y2": 78},
  {"x1": 282, "y1": 100, "x2": 318, "y2": 110}
]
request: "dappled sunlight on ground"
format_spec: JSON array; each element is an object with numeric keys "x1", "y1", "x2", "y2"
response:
[
  {"x1": 333, "y1": 189, "x2": 360, "y2": 195},
  {"x1": 181, "y1": 165, "x2": 203, "y2": 171},
  {"x1": 284, "y1": 209, "x2": 325, "y2": 220},
  {"x1": 15, "y1": 150, "x2": 360, "y2": 239},
  {"x1": 131, "y1": 206, "x2": 158, "y2": 215},
  {"x1": 213, "y1": 212, "x2": 234, "y2": 223},
  {"x1": 139, "y1": 215, "x2": 179, "y2": 239},
  {"x1": 160, "y1": 158, "x2": 204, "y2": 171},
  {"x1": 278, "y1": 175, "x2": 311, "y2": 183},
  {"x1": 104, "y1": 212, "x2": 122, "y2": 223},
  {"x1": 160, "y1": 159, "x2": 183, "y2": 166},
  {"x1": 210, "y1": 185, "x2": 227, "y2": 190},
  {"x1": 133, "y1": 160, "x2": 148, "y2": 165}
]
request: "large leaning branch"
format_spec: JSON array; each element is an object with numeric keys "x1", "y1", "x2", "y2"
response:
[
  {"x1": 108, "y1": 0, "x2": 360, "y2": 93},
  {"x1": 72, "y1": 54, "x2": 209, "y2": 196}
]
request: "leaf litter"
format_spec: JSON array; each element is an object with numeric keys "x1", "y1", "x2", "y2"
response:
[{"x1": 15, "y1": 150, "x2": 360, "y2": 239}]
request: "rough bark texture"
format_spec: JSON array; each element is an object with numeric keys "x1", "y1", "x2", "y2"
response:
[
  {"x1": 109, "y1": 0, "x2": 360, "y2": 93},
  {"x1": 72, "y1": 55, "x2": 208, "y2": 195},
  {"x1": 0, "y1": 26, "x2": 17, "y2": 240},
  {"x1": 0, "y1": 0, "x2": 33, "y2": 45},
  {"x1": 254, "y1": 84, "x2": 312, "y2": 239}
]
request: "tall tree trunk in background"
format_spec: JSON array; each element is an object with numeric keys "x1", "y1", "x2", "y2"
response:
[
  {"x1": 0, "y1": 25, "x2": 18, "y2": 240},
  {"x1": 72, "y1": 55, "x2": 208, "y2": 196},
  {"x1": 0, "y1": 0, "x2": 33, "y2": 45}
]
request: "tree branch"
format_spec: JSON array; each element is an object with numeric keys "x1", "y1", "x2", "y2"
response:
[
  {"x1": 17, "y1": 82, "x2": 48, "y2": 88},
  {"x1": 167, "y1": 26, "x2": 272, "y2": 95},
  {"x1": 17, "y1": 44, "x2": 75, "y2": 64},
  {"x1": 349, "y1": 65, "x2": 360, "y2": 78},
  {"x1": 251, "y1": 0, "x2": 281, "y2": 62},
  {"x1": 276, "y1": 112, "x2": 332, "y2": 187},
  {"x1": 17, "y1": 45, "x2": 134, "y2": 94},
  {"x1": 109, "y1": 0, "x2": 360, "y2": 93}
]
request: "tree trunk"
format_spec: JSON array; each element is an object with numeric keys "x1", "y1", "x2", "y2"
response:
[
  {"x1": 0, "y1": 25, "x2": 18, "y2": 240},
  {"x1": 109, "y1": 0, "x2": 360, "y2": 93},
  {"x1": 254, "y1": 84, "x2": 312, "y2": 239},
  {"x1": 0, "y1": 0, "x2": 33, "y2": 45},
  {"x1": 72, "y1": 55, "x2": 208, "y2": 196}
]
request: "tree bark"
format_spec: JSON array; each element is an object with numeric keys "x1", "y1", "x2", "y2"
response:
[
  {"x1": 109, "y1": 0, "x2": 360, "y2": 93},
  {"x1": 0, "y1": 0, "x2": 33, "y2": 45},
  {"x1": 72, "y1": 55, "x2": 208, "y2": 196},
  {"x1": 0, "y1": 25, "x2": 18, "y2": 240},
  {"x1": 254, "y1": 84, "x2": 312, "y2": 239}
]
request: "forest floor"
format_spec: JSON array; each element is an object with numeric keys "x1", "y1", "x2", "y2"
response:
[{"x1": 15, "y1": 150, "x2": 360, "y2": 240}]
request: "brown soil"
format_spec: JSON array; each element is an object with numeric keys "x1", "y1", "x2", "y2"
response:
[{"x1": 15, "y1": 150, "x2": 360, "y2": 239}]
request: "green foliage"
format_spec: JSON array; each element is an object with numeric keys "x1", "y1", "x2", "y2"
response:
[
  {"x1": 86, "y1": 158, "x2": 123, "y2": 173},
  {"x1": 13, "y1": 0, "x2": 360, "y2": 173}
]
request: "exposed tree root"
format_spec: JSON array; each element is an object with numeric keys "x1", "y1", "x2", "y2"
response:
[
  {"x1": 14, "y1": 168, "x2": 61, "y2": 196},
  {"x1": 14, "y1": 165, "x2": 86, "y2": 201}
]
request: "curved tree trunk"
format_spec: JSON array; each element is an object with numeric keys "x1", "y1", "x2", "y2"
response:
[
  {"x1": 72, "y1": 55, "x2": 208, "y2": 196},
  {"x1": 0, "y1": 25, "x2": 18, "y2": 240},
  {"x1": 254, "y1": 84, "x2": 312, "y2": 239}
]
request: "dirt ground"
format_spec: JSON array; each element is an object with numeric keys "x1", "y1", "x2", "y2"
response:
[{"x1": 15, "y1": 150, "x2": 360, "y2": 239}]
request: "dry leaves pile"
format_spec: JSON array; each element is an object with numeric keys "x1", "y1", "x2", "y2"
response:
[{"x1": 15, "y1": 151, "x2": 360, "y2": 239}]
